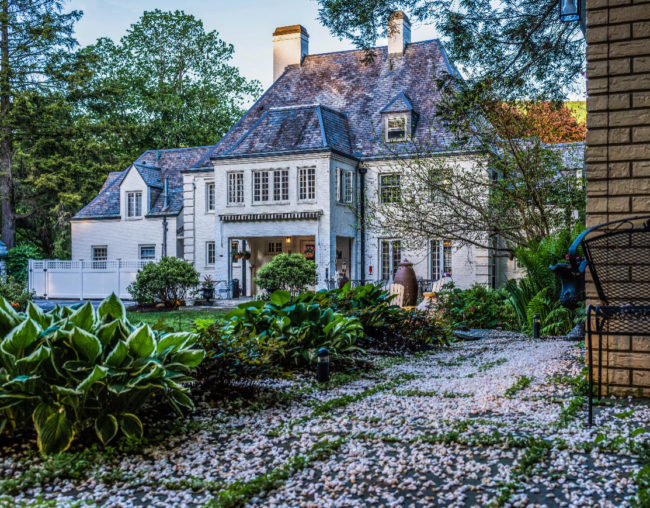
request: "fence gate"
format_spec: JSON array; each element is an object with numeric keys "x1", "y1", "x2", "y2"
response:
[{"x1": 28, "y1": 259, "x2": 154, "y2": 300}]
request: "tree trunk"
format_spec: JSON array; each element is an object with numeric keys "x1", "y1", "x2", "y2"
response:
[{"x1": 0, "y1": 0, "x2": 14, "y2": 248}]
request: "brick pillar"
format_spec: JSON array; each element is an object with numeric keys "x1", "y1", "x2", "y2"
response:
[{"x1": 586, "y1": 0, "x2": 650, "y2": 396}]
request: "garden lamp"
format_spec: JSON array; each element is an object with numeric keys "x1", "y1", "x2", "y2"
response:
[
  {"x1": 533, "y1": 315, "x2": 541, "y2": 339},
  {"x1": 317, "y1": 347, "x2": 330, "y2": 383}
]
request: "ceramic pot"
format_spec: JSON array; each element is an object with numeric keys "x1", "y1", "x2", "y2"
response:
[{"x1": 393, "y1": 259, "x2": 417, "y2": 306}]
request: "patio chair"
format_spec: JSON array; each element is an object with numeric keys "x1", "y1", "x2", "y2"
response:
[{"x1": 568, "y1": 215, "x2": 650, "y2": 426}]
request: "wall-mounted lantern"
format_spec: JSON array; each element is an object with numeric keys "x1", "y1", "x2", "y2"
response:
[{"x1": 560, "y1": 0, "x2": 580, "y2": 21}]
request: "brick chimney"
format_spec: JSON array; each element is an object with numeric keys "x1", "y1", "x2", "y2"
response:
[
  {"x1": 387, "y1": 11, "x2": 411, "y2": 57},
  {"x1": 272, "y1": 25, "x2": 309, "y2": 82}
]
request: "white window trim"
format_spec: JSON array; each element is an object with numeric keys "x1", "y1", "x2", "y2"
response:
[
  {"x1": 379, "y1": 173, "x2": 401, "y2": 204},
  {"x1": 206, "y1": 241, "x2": 216, "y2": 266},
  {"x1": 226, "y1": 172, "x2": 245, "y2": 206},
  {"x1": 430, "y1": 239, "x2": 453, "y2": 279},
  {"x1": 298, "y1": 166, "x2": 316, "y2": 202},
  {"x1": 379, "y1": 239, "x2": 402, "y2": 282},
  {"x1": 252, "y1": 168, "x2": 290, "y2": 204},
  {"x1": 139, "y1": 244, "x2": 156, "y2": 260},
  {"x1": 206, "y1": 181, "x2": 216, "y2": 212},
  {"x1": 125, "y1": 190, "x2": 143, "y2": 219},
  {"x1": 384, "y1": 113, "x2": 409, "y2": 142},
  {"x1": 336, "y1": 168, "x2": 354, "y2": 204}
]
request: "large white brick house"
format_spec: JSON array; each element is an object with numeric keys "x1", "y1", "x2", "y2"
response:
[{"x1": 71, "y1": 13, "x2": 582, "y2": 297}]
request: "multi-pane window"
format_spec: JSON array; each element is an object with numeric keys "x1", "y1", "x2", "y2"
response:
[
  {"x1": 91, "y1": 246, "x2": 107, "y2": 269},
  {"x1": 227, "y1": 172, "x2": 244, "y2": 204},
  {"x1": 337, "y1": 169, "x2": 353, "y2": 203},
  {"x1": 380, "y1": 240, "x2": 402, "y2": 281},
  {"x1": 126, "y1": 191, "x2": 142, "y2": 218},
  {"x1": 253, "y1": 171, "x2": 270, "y2": 202},
  {"x1": 254, "y1": 170, "x2": 288, "y2": 202},
  {"x1": 430, "y1": 239, "x2": 453, "y2": 280},
  {"x1": 139, "y1": 245, "x2": 156, "y2": 260},
  {"x1": 379, "y1": 174, "x2": 401, "y2": 203},
  {"x1": 206, "y1": 241, "x2": 216, "y2": 265},
  {"x1": 206, "y1": 182, "x2": 216, "y2": 211},
  {"x1": 386, "y1": 115, "x2": 407, "y2": 141},
  {"x1": 273, "y1": 169, "x2": 289, "y2": 201},
  {"x1": 299, "y1": 167, "x2": 316, "y2": 200},
  {"x1": 268, "y1": 241, "x2": 283, "y2": 254}
]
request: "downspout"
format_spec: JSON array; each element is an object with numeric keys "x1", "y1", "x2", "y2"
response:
[
  {"x1": 358, "y1": 163, "x2": 367, "y2": 284},
  {"x1": 162, "y1": 177, "x2": 169, "y2": 257}
]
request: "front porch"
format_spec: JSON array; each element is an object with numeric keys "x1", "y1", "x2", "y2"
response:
[{"x1": 221, "y1": 234, "x2": 355, "y2": 297}]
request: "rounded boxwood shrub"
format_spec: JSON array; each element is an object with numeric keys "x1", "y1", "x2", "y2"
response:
[
  {"x1": 128, "y1": 257, "x2": 200, "y2": 307},
  {"x1": 254, "y1": 253, "x2": 317, "y2": 295}
]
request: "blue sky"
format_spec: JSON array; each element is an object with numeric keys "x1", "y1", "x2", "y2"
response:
[{"x1": 67, "y1": 0, "x2": 440, "y2": 92}]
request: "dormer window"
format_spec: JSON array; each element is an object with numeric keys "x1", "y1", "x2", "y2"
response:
[
  {"x1": 386, "y1": 115, "x2": 407, "y2": 141},
  {"x1": 380, "y1": 92, "x2": 417, "y2": 143}
]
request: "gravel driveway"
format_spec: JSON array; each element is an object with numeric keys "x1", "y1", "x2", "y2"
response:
[{"x1": 3, "y1": 332, "x2": 648, "y2": 507}]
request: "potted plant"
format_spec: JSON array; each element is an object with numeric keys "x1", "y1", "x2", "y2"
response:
[
  {"x1": 232, "y1": 251, "x2": 242, "y2": 261},
  {"x1": 303, "y1": 245, "x2": 315, "y2": 259},
  {"x1": 241, "y1": 250, "x2": 251, "y2": 260},
  {"x1": 201, "y1": 275, "x2": 215, "y2": 303}
]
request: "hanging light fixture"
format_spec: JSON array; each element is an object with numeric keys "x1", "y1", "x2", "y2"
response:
[{"x1": 560, "y1": 0, "x2": 580, "y2": 22}]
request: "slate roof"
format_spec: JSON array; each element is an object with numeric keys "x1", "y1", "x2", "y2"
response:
[
  {"x1": 224, "y1": 105, "x2": 352, "y2": 156},
  {"x1": 380, "y1": 92, "x2": 415, "y2": 113},
  {"x1": 211, "y1": 40, "x2": 461, "y2": 161},
  {"x1": 73, "y1": 146, "x2": 213, "y2": 220}
]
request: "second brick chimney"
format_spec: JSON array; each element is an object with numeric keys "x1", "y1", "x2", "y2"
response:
[{"x1": 272, "y1": 25, "x2": 309, "y2": 82}]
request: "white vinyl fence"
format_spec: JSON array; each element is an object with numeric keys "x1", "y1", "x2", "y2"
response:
[{"x1": 28, "y1": 259, "x2": 155, "y2": 300}]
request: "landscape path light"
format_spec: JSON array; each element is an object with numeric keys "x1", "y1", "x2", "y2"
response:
[
  {"x1": 533, "y1": 314, "x2": 541, "y2": 339},
  {"x1": 317, "y1": 347, "x2": 330, "y2": 383}
]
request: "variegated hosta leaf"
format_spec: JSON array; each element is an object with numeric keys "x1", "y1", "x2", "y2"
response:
[
  {"x1": 126, "y1": 325, "x2": 156, "y2": 358},
  {"x1": 120, "y1": 413, "x2": 143, "y2": 439},
  {"x1": 105, "y1": 340, "x2": 129, "y2": 368},
  {"x1": 97, "y1": 293, "x2": 126, "y2": 323},
  {"x1": 69, "y1": 302, "x2": 95, "y2": 331},
  {"x1": 70, "y1": 327, "x2": 102, "y2": 363},
  {"x1": 172, "y1": 349, "x2": 205, "y2": 368},
  {"x1": 95, "y1": 414, "x2": 118, "y2": 446},
  {"x1": 156, "y1": 332, "x2": 194, "y2": 355},
  {"x1": 36, "y1": 407, "x2": 74, "y2": 456},
  {"x1": 1, "y1": 319, "x2": 40, "y2": 358},
  {"x1": 76, "y1": 365, "x2": 109, "y2": 393}
]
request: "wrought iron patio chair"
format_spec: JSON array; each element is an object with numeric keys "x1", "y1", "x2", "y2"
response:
[{"x1": 568, "y1": 215, "x2": 650, "y2": 426}]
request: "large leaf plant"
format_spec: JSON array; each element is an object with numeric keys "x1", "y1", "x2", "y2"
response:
[{"x1": 0, "y1": 294, "x2": 204, "y2": 455}]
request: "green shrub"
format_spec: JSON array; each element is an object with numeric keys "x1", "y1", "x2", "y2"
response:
[
  {"x1": 0, "y1": 294, "x2": 204, "y2": 455},
  {"x1": 128, "y1": 257, "x2": 200, "y2": 307},
  {"x1": 0, "y1": 274, "x2": 34, "y2": 311},
  {"x1": 254, "y1": 254, "x2": 317, "y2": 295},
  {"x1": 435, "y1": 284, "x2": 516, "y2": 330},
  {"x1": 218, "y1": 290, "x2": 364, "y2": 368},
  {"x1": 6, "y1": 245, "x2": 42, "y2": 286}
]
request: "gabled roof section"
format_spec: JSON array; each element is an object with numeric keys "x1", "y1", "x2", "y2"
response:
[
  {"x1": 73, "y1": 146, "x2": 213, "y2": 220},
  {"x1": 380, "y1": 92, "x2": 414, "y2": 114},
  {"x1": 211, "y1": 39, "x2": 460, "y2": 160},
  {"x1": 222, "y1": 104, "x2": 352, "y2": 157},
  {"x1": 133, "y1": 163, "x2": 162, "y2": 189}
]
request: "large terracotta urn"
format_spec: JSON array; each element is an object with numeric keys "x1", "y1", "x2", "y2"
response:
[{"x1": 393, "y1": 259, "x2": 418, "y2": 306}]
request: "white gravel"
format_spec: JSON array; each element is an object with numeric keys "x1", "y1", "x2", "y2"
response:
[{"x1": 3, "y1": 333, "x2": 649, "y2": 507}]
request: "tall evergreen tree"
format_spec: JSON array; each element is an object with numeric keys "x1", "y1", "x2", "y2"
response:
[{"x1": 0, "y1": 0, "x2": 81, "y2": 248}]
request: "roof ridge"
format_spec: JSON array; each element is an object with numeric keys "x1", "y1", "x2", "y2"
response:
[{"x1": 303, "y1": 38, "x2": 442, "y2": 60}]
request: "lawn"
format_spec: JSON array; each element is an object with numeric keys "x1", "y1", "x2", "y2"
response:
[{"x1": 126, "y1": 309, "x2": 228, "y2": 331}]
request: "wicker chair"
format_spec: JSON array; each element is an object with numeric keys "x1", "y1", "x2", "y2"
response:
[{"x1": 568, "y1": 215, "x2": 650, "y2": 426}]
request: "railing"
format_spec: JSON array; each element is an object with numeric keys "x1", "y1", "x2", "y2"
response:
[{"x1": 324, "y1": 278, "x2": 444, "y2": 300}]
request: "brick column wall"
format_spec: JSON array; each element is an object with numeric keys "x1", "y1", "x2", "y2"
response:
[{"x1": 586, "y1": 0, "x2": 650, "y2": 396}]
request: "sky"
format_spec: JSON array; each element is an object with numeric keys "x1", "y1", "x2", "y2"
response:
[{"x1": 66, "y1": 0, "x2": 441, "y2": 92}]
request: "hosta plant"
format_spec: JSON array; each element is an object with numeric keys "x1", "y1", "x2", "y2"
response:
[{"x1": 0, "y1": 294, "x2": 204, "y2": 455}]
